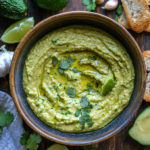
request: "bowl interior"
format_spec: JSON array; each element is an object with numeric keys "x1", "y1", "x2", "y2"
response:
[{"x1": 10, "y1": 12, "x2": 146, "y2": 146}]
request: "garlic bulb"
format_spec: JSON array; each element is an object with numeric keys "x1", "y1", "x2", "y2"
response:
[
  {"x1": 0, "y1": 45, "x2": 14, "y2": 77},
  {"x1": 104, "y1": 0, "x2": 118, "y2": 10}
]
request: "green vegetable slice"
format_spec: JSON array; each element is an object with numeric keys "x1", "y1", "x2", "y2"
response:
[
  {"x1": 47, "y1": 144, "x2": 69, "y2": 150},
  {"x1": 102, "y1": 75, "x2": 115, "y2": 95},
  {"x1": 0, "y1": 17, "x2": 34, "y2": 44}
]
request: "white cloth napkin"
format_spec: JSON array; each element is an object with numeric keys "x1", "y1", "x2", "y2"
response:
[{"x1": 0, "y1": 91, "x2": 26, "y2": 150}]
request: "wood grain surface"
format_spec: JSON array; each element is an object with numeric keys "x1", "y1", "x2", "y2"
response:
[{"x1": 0, "y1": 0, "x2": 150, "y2": 149}]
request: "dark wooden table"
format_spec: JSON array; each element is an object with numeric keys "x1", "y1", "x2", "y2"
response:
[{"x1": 0, "y1": 0, "x2": 150, "y2": 149}]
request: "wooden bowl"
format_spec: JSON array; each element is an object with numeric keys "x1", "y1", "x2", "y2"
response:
[{"x1": 9, "y1": 11, "x2": 146, "y2": 146}]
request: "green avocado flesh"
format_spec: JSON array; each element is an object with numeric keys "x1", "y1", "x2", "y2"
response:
[
  {"x1": 129, "y1": 106, "x2": 150, "y2": 145},
  {"x1": 47, "y1": 144, "x2": 69, "y2": 150},
  {"x1": 32, "y1": 0, "x2": 69, "y2": 11},
  {"x1": 0, "y1": 0, "x2": 28, "y2": 20}
]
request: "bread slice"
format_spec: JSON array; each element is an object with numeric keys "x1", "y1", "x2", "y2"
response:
[
  {"x1": 143, "y1": 51, "x2": 150, "y2": 71},
  {"x1": 144, "y1": 72, "x2": 150, "y2": 102},
  {"x1": 118, "y1": 11, "x2": 150, "y2": 32},
  {"x1": 147, "y1": 0, "x2": 150, "y2": 5},
  {"x1": 121, "y1": 0, "x2": 150, "y2": 33}
]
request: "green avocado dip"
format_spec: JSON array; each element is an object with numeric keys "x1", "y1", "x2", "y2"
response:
[{"x1": 23, "y1": 25, "x2": 135, "y2": 132}]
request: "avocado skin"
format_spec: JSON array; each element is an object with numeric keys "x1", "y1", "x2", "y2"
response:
[
  {"x1": 32, "y1": 0, "x2": 69, "y2": 11},
  {"x1": 0, "y1": 0, "x2": 28, "y2": 20}
]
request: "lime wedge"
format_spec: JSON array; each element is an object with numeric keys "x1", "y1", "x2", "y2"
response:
[
  {"x1": 102, "y1": 75, "x2": 115, "y2": 95},
  {"x1": 47, "y1": 144, "x2": 69, "y2": 150},
  {"x1": 0, "y1": 17, "x2": 34, "y2": 44}
]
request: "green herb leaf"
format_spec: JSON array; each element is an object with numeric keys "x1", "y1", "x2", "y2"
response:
[
  {"x1": 0, "y1": 127, "x2": 3, "y2": 134},
  {"x1": 67, "y1": 88, "x2": 75, "y2": 97},
  {"x1": 67, "y1": 56, "x2": 76, "y2": 64},
  {"x1": 52, "y1": 39, "x2": 59, "y2": 45},
  {"x1": 81, "y1": 97, "x2": 89, "y2": 108},
  {"x1": 65, "y1": 111, "x2": 71, "y2": 115},
  {"x1": 116, "y1": 5, "x2": 124, "y2": 15},
  {"x1": 58, "y1": 68, "x2": 64, "y2": 74},
  {"x1": 83, "y1": 0, "x2": 96, "y2": 11},
  {"x1": 88, "y1": 87, "x2": 95, "y2": 93},
  {"x1": 82, "y1": 145, "x2": 91, "y2": 150},
  {"x1": 20, "y1": 131, "x2": 30, "y2": 145},
  {"x1": 75, "y1": 110, "x2": 80, "y2": 117},
  {"x1": 59, "y1": 59, "x2": 70, "y2": 70},
  {"x1": 26, "y1": 132, "x2": 42, "y2": 150},
  {"x1": 92, "y1": 143, "x2": 99, "y2": 148},
  {"x1": 114, "y1": 15, "x2": 119, "y2": 22},
  {"x1": 52, "y1": 57, "x2": 58, "y2": 66},
  {"x1": 72, "y1": 67, "x2": 79, "y2": 73},
  {"x1": 0, "y1": 111, "x2": 14, "y2": 127}
]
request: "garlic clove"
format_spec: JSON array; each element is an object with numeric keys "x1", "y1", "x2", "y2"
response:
[
  {"x1": 96, "y1": 0, "x2": 104, "y2": 4},
  {"x1": 104, "y1": 0, "x2": 118, "y2": 10}
]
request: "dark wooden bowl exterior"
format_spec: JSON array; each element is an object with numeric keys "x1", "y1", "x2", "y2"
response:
[{"x1": 9, "y1": 11, "x2": 146, "y2": 146}]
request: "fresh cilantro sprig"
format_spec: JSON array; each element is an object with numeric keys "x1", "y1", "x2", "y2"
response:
[
  {"x1": 83, "y1": 0, "x2": 96, "y2": 11},
  {"x1": 20, "y1": 131, "x2": 42, "y2": 150},
  {"x1": 52, "y1": 56, "x2": 58, "y2": 66},
  {"x1": 67, "y1": 56, "x2": 76, "y2": 64},
  {"x1": 0, "y1": 111, "x2": 14, "y2": 133},
  {"x1": 114, "y1": 5, "x2": 124, "y2": 22},
  {"x1": 67, "y1": 88, "x2": 76, "y2": 98},
  {"x1": 82, "y1": 143, "x2": 99, "y2": 150}
]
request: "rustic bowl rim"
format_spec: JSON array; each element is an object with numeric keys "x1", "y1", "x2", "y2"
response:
[{"x1": 9, "y1": 11, "x2": 146, "y2": 146}]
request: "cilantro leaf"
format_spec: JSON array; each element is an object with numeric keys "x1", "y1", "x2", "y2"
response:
[
  {"x1": 26, "y1": 132, "x2": 42, "y2": 150},
  {"x1": 20, "y1": 131, "x2": 30, "y2": 145},
  {"x1": 92, "y1": 143, "x2": 99, "y2": 148},
  {"x1": 58, "y1": 68, "x2": 64, "y2": 74},
  {"x1": 116, "y1": 5, "x2": 124, "y2": 15},
  {"x1": 59, "y1": 60, "x2": 70, "y2": 70},
  {"x1": 52, "y1": 39, "x2": 59, "y2": 45},
  {"x1": 72, "y1": 67, "x2": 79, "y2": 73},
  {"x1": 52, "y1": 57, "x2": 58, "y2": 66},
  {"x1": 82, "y1": 145, "x2": 91, "y2": 150},
  {"x1": 0, "y1": 127, "x2": 3, "y2": 134},
  {"x1": 67, "y1": 88, "x2": 75, "y2": 97},
  {"x1": 81, "y1": 97, "x2": 89, "y2": 108},
  {"x1": 65, "y1": 111, "x2": 71, "y2": 115},
  {"x1": 114, "y1": 15, "x2": 119, "y2": 22},
  {"x1": 67, "y1": 56, "x2": 76, "y2": 64},
  {"x1": 83, "y1": 0, "x2": 96, "y2": 11},
  {"x1": 88, "y1": 87, "x2": 95, "y2": 93},
  {"x1": 75, "y1": 110, "x2": 80, "y2": 117},
  {"x1": 0, "y1": 111, "x2": 14, "y2": 127}
]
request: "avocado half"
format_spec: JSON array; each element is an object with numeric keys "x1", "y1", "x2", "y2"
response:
[
  {"x1": 32, "y1": 0, "x2": 69, "y2": 11},
  {"x1": 129, "y1": 106, "x2": 150, "y2": 145},
  {"x1": 0, "y1": 0, "x2": 28, "y2": 20}
]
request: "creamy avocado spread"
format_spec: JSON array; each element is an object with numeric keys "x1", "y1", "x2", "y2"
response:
[{"x1": 23, "y1": 25, "x2": 135, "y2": 132}]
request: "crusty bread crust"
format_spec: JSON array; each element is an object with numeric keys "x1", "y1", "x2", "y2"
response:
[
  {"x1": 144, "y1": 72, "x2": 150, "y2": 102},
  {"x1": 143, "y1": 51, "x2": 150, "y2": 71},
  {"x1": 121, "y1": 0, "x2": 150, "y2": 33},
  {"x1": 118, "y1": 11, "x2": 150, "y2": 32},
  {"x1": 143, "y1": 51, "x2": 150, "y2": 57}
]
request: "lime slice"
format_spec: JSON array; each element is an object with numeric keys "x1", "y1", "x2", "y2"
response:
[
  {"x1": 47, "y1": 144, "x2": 69, "y2": 150},
  {"x1": 0, "y1": 17, "x2": 34, "y2": 44},
  {"x1": 102, "y1": 75, "x2": 115, "y2": 95}
]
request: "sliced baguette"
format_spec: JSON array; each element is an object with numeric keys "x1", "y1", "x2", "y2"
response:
[
  {"x1": 118, "y1": 11, "x2": 150, "y2": 32},
  {"x1": 121, "y1": 0, "x2": 150, "y2": 33},
  {"x1": 144, "y1": 72, "x2": 150, "y2": 102},
  {"x1": 143, "y1": 51, "x2": 150, "y2": 71}
]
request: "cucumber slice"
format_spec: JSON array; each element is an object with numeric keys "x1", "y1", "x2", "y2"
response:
[
  {"x1": 129, "y1": 106, "x2": 150, "y2": 145},
  {"x1": 47, "y1": 144, "x2": 69, "y2": 150}
]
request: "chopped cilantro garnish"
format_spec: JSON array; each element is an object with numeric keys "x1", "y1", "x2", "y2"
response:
[
  {"x1": 67, "y1": 88, "x2": 75, "y2": 98},
  {"x1": 65, "y1": 111, "x2": 71, "y2": 115},
  {"x1": 67, "y1": 56, "x2": 76, "y2": 64},
  {"x1": 75, "y1": 110, "x2": 80, "y2": 117},
  {"x1": 58, "y1": 68, "x2": 64, "y2": 74},
  {"x1": 66, "y1": 44, "x2": 70, "y2": 47},
  {"x1": 88, "y1": 87, "x2": 95, "y2": 93},
  {"x1": 116, "y1": 5, "x2": 124, "y2": 15},
  {"x1": 72, "y1": 67, "x2": 79, "y2": 73},
  {"x1": 59, "y1": 59, "x2": 70, "y2": 70},
  {"x1": 52, "y1": 39, "x2": 59, "y2": 45},
  {"x1": 52, "y1": 56, "x2": 58, "y2": 66},
  {"x1": 81, "y1": 97, "x2": 89, "y2": 108},
  {"x1": 114, "y1": 14, "x2": 119, "y2": 22},
  {"x1": 82, "y1": 0, "x2": 96, "y2": 11}
]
